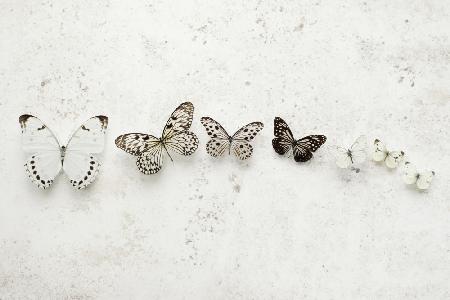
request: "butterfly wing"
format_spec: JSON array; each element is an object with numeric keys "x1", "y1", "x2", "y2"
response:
[
  {"x1": 164, "y1": 132, "x2": 199, "y2": 155},
  {"x1": 385, "y1": 151, "x2": 404, "y2": 169},
  {"x1": 200, "y1": 117, "x2": 231, "y2": 157},
  {"x1": 63, "y1": 116, "x2": 108, "y2": 189},
  {"x1": 349, "y1": 135, "x2": 367, "y2": 164},
  {"x1": 334, "y1": 146, "x2": 352, "y2": 168},
  {"x1": 293, "y1": 135, "x2": 327, "y2": 162},
  {"x1": 162, "y1": 102, "x2": 199, "y2": 156},
  {"x1": 137, "y1": 143, "x2": 164, "y2": 174},
  {"x1": 115, "y1": 133, "x2": 160, "y2": 156},
  {"x1": 372, "y1": 139, "x2": 388, "y2": 162},
  {"x1": 230, "y1": 122, "x2": 264, "y2": 160},
  {"x1": 416, "y1": 171, "x2": 435, "y2": 190},
  {"x1": 19, "y1": 114, "x2": 62, "y2": 189},
  {"x1": 272, "y1": 117, "x2": 295, "y2": 155},
  {"x1": 162, "y1": 102, "x2": 194, "y2": 140},
  {"x1": 403, "y1": 161, "x2": 418, "y2": 185}
]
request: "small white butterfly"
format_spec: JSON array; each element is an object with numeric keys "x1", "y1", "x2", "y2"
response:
[
  {"x1": 19, "y1": 114, "x2": 108, "y2": 189},
  {"x1": 334, "y1": 135, "x2": 367, "y2": 169},
  {"x1": 372, "y1": 139, "x2": 405, "y2": 168},
  {"x1": 403, "y1": 161, "x2": 435, "y2": 190}
]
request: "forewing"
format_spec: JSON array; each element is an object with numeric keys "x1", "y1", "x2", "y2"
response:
[
  {"x1": 24, "y1": 153, "x2": 62, "y2": 189},
  {"x1": 162, "y1": 102, "x2": 194, "y2": 140},
  {"x1": 19, "y1": 114, "x2": 60, "y2": 153},
  {"x1": 416, "y1": 171, "x2": 435, "y2": 190},
  {"x1": 273, "y1": 117, "x2": 294, "y2": 140},
  {"x1": 63, "y1": 152, "x2": 101, "y2": 189},
  {"x1": 334, "y1": 146, "x2": 352, "y2": 168},
  {"x1": 136, "y1": 144, "x2": 164, "y2": 175},
  {"x1": 272, "y1": 117, "x2": 295, "y2": 155},
  {"x1": 297, "y1": 135, "x2": 327, "y2": 152},
  {"x1": 231, "y1": 140, "x2": 254, "y2": 160},
  {"x1": 232, "y1": 122, "x2": 264, "y2": 141},
  {"x1": 115, "y1": 133, "x2": 160, "y2": 156},
  {"x1": 372, "y1": 139, "x2": 387, "y2": 162},
  {"x1": 200, "y1": 117, "x2": 230, "y2": 140},
  {"x1": 206, "y1": 139, "x2": 230, "y2": 157},
  {"x1": 385, "y1": 151, "x2": 404, "y2": 169},
  {"x1": 66, "y1": 116, "x2": 108, "y2": 154},
  {"x1": 165, "y1": 131, "x2": 199, "y2": 156},
  {"x1": 403, "y1": 162, "x2": 418, "y2": 185}
]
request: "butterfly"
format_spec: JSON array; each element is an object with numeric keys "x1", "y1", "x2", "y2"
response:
[
  {"x1": 403, "y1": 161, "x2": 435, "y2": 190},
  {"x1": 334, "y1": 135, "x2": 368, "y2": 169},
  {"x1": 19, "y1": 114, "x2": 108, "y2": 189},
  {"x1": 200, "y1": 117, "x2": 264, "y2": 160},
  {"x1": 115, "y1": 102, "x2": 199, "y2": 174},
  {"x1": 272, "y1": 117, "x2": 327, "y2": 162},
  {"x1": 372, "y1": 139, "x2": 405, "y2": 168}
]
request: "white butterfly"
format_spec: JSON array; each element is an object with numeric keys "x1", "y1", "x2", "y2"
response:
[
  {"x1": 200, "y1": 117, "x2": 264, "y2": 160},
  {"x1": 115, "y1": 102, "x2": 199, "y2": 174},
  {"x1": 372, "y1": 139, "x2": 405, "y2": 168},
  {"x1": 403, "y1": 161, "x2": 435, "y2": 190},
  {"x1": 334, "y1": 135, "x2": 367, "y2": 169},
  {"x1": 19, "y1": 114, "x2": 108, "y2": 189}
]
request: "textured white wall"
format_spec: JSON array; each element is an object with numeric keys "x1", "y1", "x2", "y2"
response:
[{"x1": 1, "y1": 0, "x2": 449, "y2": 299}]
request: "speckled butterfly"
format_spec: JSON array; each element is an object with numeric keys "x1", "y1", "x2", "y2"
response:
[
  {"x1": 115, "y1": 102, "x2": 199, "y2": 174},
  {"x1": 19, "y1": 114, "x2": 108, "y2": 189},
  {"x1": 200, "y1": 117, "x2": 264, "y2": 160},
  {"x1": 272, "y1": 117, "x2": 327, "y2": 162}
]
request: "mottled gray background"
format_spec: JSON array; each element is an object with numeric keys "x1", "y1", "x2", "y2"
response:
[{"x1": 1, "y1": 0, "x2": 449, "y2": 299}]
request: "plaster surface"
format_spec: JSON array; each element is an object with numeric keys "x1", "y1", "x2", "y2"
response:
[{"x1": 0, "y1": 0, "x2": 449, "y2": 299}]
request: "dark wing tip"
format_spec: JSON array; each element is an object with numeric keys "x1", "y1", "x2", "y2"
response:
[
  {"x1": 95, "y1": 115, "x2": 109, "y2": 129},
  {"x1": 19, "y1": 114, "x2": 34, "y2": 123},
  {"x1": 114, "y1": 135, "x2": 124, "y2": 147},
  {"x1": 180, "y1": 101, "x2": 194, "y2": 108}
]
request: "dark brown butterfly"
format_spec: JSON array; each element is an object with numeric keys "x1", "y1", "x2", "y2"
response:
[{"x1": 272, "y1": 117, "x2": 326, "y2": 162}]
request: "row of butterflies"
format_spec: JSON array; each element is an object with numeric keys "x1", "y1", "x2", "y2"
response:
[{"x1": 19, "y1": 102, "x2": 435, "y2": 191}]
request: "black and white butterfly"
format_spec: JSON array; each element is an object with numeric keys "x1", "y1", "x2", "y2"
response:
[
  {"x1": 115, "y1": 102, "x2": 199, "y2": 174},
  {"x1": 19, "y1": 114, "x2": 108, "y2": 189},
  {"x1": 200, "y1": 117, "x2": 264, "y2": 160},
  {"x1": 272, "y1": 117, "x2": 327, "y2": 162}
]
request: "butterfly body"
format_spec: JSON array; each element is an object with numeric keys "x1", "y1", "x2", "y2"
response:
[
  {"x1": 115, "y1": 102, "x2": 199, "y2": 174},
  {"x1": 200, "y1": 117, "x2": 264, "y2": 160},
  {"x1": 19, "y1": 114, "x2": 108, "y2": 189},
  {"x1": 272, "y1": 117, "x2": 326, "y2": 162}
]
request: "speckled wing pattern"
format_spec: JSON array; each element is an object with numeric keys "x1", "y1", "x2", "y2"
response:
[
  {"x1": 19, "y1": 114, "x2": 108, "y2": 189},
  {"x1": 115, "y1": 102, "x2": 198, "y2": 174},
  {"x1": 115, "y1": 133, "x2": 160, "y2": 156},
  {"x1": 272, "y1": 117, "x2": 326, "y2": 162},
  {"x1": 200, "y1": 117, "x2": 264, "y2": 160}
]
